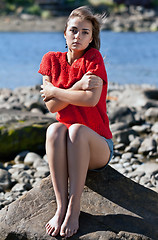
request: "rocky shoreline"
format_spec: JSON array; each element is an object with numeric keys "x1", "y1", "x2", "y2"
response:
[
  {"x1": 0, "y1": 82, "x2": 158, "y2": 210},
  {"x1": 0, "y1": 6, "x2": 158, "y2": 32}
]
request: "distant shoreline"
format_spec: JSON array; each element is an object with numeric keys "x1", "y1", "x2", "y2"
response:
[
  {"x1": 0, "y1": 15, "x2": 67, "y2": 32},
  {"x1": 0, "y1": 8, "x2": 158, "y2": 32}
]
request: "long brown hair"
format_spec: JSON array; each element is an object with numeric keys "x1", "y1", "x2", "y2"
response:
[{"x1": 64, "y1": 6, "x2": 103, "y2": 51}]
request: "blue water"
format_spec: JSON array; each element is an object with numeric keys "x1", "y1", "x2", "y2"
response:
[{"x1": 0, "y1": 31, "x2": 158, "y2": 89}]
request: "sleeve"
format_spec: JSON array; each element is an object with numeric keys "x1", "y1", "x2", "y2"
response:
[
  {"x1": 38, "y1": 52, "x2": 52, "y2": 76},
  {"x1": 86, "y1": 49, "x2": 107, "y2": 84}
]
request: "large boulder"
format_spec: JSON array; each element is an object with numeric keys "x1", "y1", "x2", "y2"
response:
[
  {"x1": 0, "y1": 166, "x2": 157, "y2": 240},
  {"x1": 0, "y1": 109, "x2": 56, "y2": 160}
]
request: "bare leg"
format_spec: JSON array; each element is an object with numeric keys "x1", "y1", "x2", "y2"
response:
[
  {"x1": 60, "y1": 124, "x2": 110, "y2": 238},
  {"x1": 45, "y1": 122, "x2": 68, "y2": 237}
]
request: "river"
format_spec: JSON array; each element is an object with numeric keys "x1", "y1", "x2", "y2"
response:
[{"x1": 0, "y1": 31, "x2": 158, "y2": 89}]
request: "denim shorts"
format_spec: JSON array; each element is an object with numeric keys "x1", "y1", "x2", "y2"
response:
[{"x1": 90, "y1": 137, "x2": 113, "y2": 172}]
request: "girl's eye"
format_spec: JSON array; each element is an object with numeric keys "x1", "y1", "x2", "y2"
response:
[
  {"x1": 70, "y1": 29, "x2": 78, "y2": 34},
  {"x1": 83, "y1": 31, "x2": 89, "y2": 35}
]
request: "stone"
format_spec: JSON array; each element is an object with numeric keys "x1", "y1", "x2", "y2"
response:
[
  {"x1": 109, "y1": 106, "x2": 136, "y2": 125},
  {"x1": 0, "y1": 169, "x2": 11, "y2": 190},
  {"x1": 114, "y1": 143, "x2": 125, "y2": 150},
  {"x1": 110, "y1": 122, "x2": 129, "y2": 132},
  {"x1": 113, "y1": 128, "x2": 138, "y2": 145},
  {"x1": 24, "y1": 152, "x2": 43, "y2": 166},
  {"x1": 0, "y1": 166, "x2": 158, "y2": 240},
  {"x1": 145, "y1": 107, "x2": 158, "y2": 122},
  {"x1": 0, "y1": 109, "x2": 56, "y2": 160},
  {"x1": 125, "y1": 137, "x2": 142, "y2": 153},
  {"x1": 115, "y1": 87, "x2": 158, "y2": 109},
  {"x1": 132, "y1": 123, "x2": 151, "y2": 134},
  {"x1": 34, "y1": 166, "x2": 50, "y2": 178},
  {"x1": 151, "y1": 122, "x2": 158, "y2": 134},
  {"x1": 136, "y1": 162, "x2": 158, "y2": 176},
  {"x1": 11, "y1": 182, "x2": 32, "y2": 193},
  {"x1": 138, "y1": 137, "x2": 157, "y2": 155},
  {"x1": 14, "y1": 151, "x2": 29, "y2": 164},
  {"x1": 122, "y1": 152, "x2": 133, "y2": 161}
]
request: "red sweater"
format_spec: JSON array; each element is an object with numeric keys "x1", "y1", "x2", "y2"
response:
[{"x1": 38, "y1": 48, "x2": 112, "y2": 139}]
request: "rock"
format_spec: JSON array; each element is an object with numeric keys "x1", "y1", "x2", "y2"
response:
[
  {"x1": 113, "y1": 128, "x2": 138, "y2": 145},
  {"x1": 113, "y1": 86, "x2": 158, "y2": 109},
  {"x1": 109, "y1": 106, "x2": 136, "y2": 125},
  {"x1": 0, "y1": 109, "x2": 56, "y2": 160},
  {"x1": 0, "y1": 166, "x2": 158, "y2": 240},
  {"x1": 14, "y1": 151, "x2": 29, "y2": 163},
  {"x1": 110, "y1": 122, "x2": 129, "y2": 132},
  {"x1": 0, "y1": 169, "x2": 11, "y2": 190},
  {"x1": 34, "y1": 166, "x2": 50, "y2": 178},
  {"x1": 24, "y1": 152, "x2": 43, "y2": 166},
  {"x1": 11, "y1": 183, "x2": 31, "y2": 193},
  {"x1": 135, "y1": 162, "x2": 158, "y2": 176},
  {"x1": 145, "y1": 107, "x2": 158, "y2": 122},
  {"x1": 138, "y1": 137, "x2": 157, "y2": 155},
  {"x1": 122, "y1": 152, "x2": 133, "y2": 161},
  {"x1": 125, "y1": 137, "x2": 142, "y2": 153},
  {"x1": 132, "y1": 123, "x2": 151, "y2": 134},
  {"x1": 151, "y1": 122, "x2": 158, "y2": 134}
]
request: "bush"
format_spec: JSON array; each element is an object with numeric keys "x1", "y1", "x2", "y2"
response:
[
  {"x1": 25, "y1": 4, "x2": 41, "y2": 15},
  {"x1": 41, "y1": 10, "x2": 52, "y2": 19}
]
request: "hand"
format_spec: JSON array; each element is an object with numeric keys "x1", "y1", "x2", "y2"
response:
[
  {"x1": 80, "y1": 72, "x2": 103, "y2": 90},
  {"x1": 40, "y1": 80, "x2": 55, "y2": 102}
]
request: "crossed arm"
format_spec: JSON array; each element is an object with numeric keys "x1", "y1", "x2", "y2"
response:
[{"x1": 40, "y1": 72, "x2": 103, "y2": 113}]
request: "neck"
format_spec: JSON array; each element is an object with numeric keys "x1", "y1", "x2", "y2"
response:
[{"x1": 67, "y1": 49, "x2": 85, "y2": 65}]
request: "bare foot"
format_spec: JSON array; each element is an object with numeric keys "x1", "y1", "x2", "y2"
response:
[
  {"x1": 45, "y1": 209, "x2": 65, "y2": 237},
  {"x1": 60, "y1": 198, "x2": 80, "y2": 238}
]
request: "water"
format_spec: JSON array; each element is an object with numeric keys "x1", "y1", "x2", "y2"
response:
[{"x1": 0, "y1": 31, "x2": 158, "y2": 89}]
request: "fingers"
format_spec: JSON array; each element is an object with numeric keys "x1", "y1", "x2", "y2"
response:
[{"x1": 85, "y1": 71, "x2": 93, "y2": 75}]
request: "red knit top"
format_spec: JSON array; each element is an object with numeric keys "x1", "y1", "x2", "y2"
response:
[{"x1": 38, "y1": 48, "x2": 112, "y2": 139}]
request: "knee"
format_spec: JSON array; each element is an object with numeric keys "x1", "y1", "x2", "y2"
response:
[
  {"x1": 46, "y1": 123, "x2": 67, "y2": 145},
  {"x1": 68, "y1": 124, "x2": 86, "y2": 143}
]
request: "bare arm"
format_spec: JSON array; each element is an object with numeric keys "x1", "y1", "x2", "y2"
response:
[
  {"x1": 41, "y1": 73, "x2": 103, "y2": 112},
  {"x1": 41, "y1": 75, "x2": 69, "y2": 113}
]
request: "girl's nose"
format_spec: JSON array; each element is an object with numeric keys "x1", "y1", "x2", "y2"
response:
[{"x1": 75, "y1": 31, "x2": 81, "y2": 39}]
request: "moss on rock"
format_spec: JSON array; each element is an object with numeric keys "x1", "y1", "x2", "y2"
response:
[{"x1": 0, "y1": 121, "x2": 52, "y2": 161}]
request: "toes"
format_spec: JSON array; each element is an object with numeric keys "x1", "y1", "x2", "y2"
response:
[
  {"x1": 60, "y1": 227, "x2": 66, "y2": 237},
  {"x1": 51, "y1": 228, "x2": 59, "y2": 237},
  {"x1": 45, "y1": 223, "x2": 57, "y2": 236},
  {"x1": 60, "y1": 227, "x2": 76, "y2": 238}
]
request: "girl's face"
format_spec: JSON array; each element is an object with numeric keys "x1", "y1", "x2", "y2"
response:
[{"x1": 64, "y1": 17, "x2": 93, "y2": 53}]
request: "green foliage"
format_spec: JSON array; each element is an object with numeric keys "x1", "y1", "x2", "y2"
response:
[
  {"x1": 5, "y1": 3, "x2": 16, "y2": 13},
  {"x1": 152, "y1": 0, "x2": 158, "y2": 6},
  {"x1": 41, "y1": 10, "x2": 52, "y2": 19},
  {"x1": 25, "y1": 4, "x2": 41, "y2": 15},
  {"x1": 4, "y1": 0, "x2": 34, "y2": 7},
  {"x1": 3, "y1": 0, "x2": 38, "y2": 15}
]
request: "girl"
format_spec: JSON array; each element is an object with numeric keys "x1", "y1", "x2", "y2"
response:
[{"x1": 39, "y1": 6, "x2": 113, "y2": 238}]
